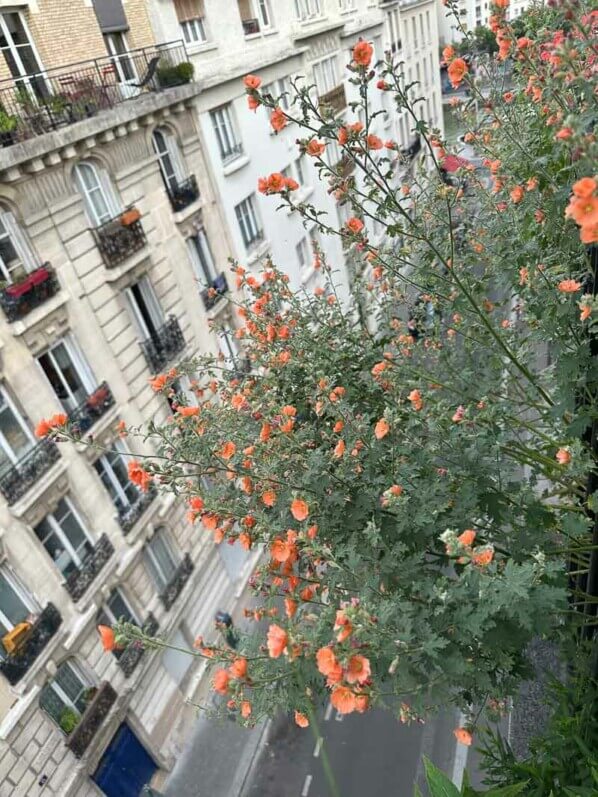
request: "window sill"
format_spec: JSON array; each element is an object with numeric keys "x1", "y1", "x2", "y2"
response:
[
  {"x1": 246, "y1": 239, "x2": 271, "y2": 265},
  {"x1": 244, "y1": 27, "x2": 279, "y2": 40},
  {"x1": 172, "y1": 196, "x2": 203, "y2": 225},
  {"x1": 9, "y1": 458, "x2": 67, "y2": 519},
  {"x1": 75, "y1": 405, "x2": 119, "y2": 458},
  {"x1": 103, "y1": 247, "x2": 151, "y2": 284},
  {"x1": 223, "y1": 154, "x2": 250, "y2": 177},
  {"x1": 9, "y1": 290, "x2": 68, "y2": 339},
  {"x1": 186, "y1": 41, "x2": 218, "y2": 56}
]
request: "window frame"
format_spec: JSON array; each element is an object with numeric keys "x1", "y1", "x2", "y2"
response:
[
  {"x1": 234, "y1": 195, "x2": 262, "y2": 249},
  {"x1": 40, "y1": 659, "x2": 92, "y2": 729},
  {"x1": 94, "y1": 439, "x2": 139, "y2": 513},
  {"x1": 0, "y1": 387, "x2": 34, "y2": 471},
  {"x1": 144, "y1": 529, "x2": 180, "y2": 592},
  {"x1": 313, "y1": 55, "x2": 339, "y2": 97},
  {"x1": 180, "y1": 16, "x2": 207, "y2": 45},
  {"x1": 0, "y1": 565, "x2": 37, "y2": 637},
  {"x1": 37, "y1": 335, "x2": 95, "y2": 414},
  {"x1": 152, "y1": 127, "x2": 186, "y2": 193},
  {"x1": 210, "y1": 104, "x2": 242, "y2": 163},
  {"x1": 74, "y1": 161, "x2": 121, "y2": 227},
  {"x1": 34, "y1": 496, "x2": 95, "y2": 578},
  {"x1": 0, "y1": 208, "x2": 39, "y2": 282},
  {"x1": 294, "y1": 0, "x2": 322, "y2": 21},
  {"x1": 186, "y1": 230, "x2": 217, "y2": 287},
  {"x1": 125, "y1": 277, "x2": 165, "y2": 340}
]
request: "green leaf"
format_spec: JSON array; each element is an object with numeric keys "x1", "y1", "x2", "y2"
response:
[
  {"x1": 423, "y1": 757, "x2": 462, "y2": 797},
  {"x1": 414, "y1": 785, "x2": 424, "y2": 797},
  {"x1": 485, "y1": 784, "x2": 529, "y2": 797}
]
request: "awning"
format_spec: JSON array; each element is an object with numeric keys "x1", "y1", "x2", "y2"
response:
[{"x1": 91, "y1": 0, "x2": 128, "y2": 33}]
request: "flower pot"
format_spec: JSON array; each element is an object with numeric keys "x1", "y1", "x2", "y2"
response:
[{"x1": 120, "y1": 208, "x2": 141, "y2": 226}]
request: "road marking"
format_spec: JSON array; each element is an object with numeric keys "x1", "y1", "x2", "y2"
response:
[
  {"x1": 451, "y1": 711, "x2": 469, "y2": 788},
  {"x1": 334, "y1": 711, "x2": 344, "y2": 722},
  {"x1": 301, "y1": 774, "x2": 313, "y2": 796},
  {"x1": 313, "y1": 737, "x2": 322, "y2": 758},
  {"x1": 324, "y1": 701, "x2": 333, "y2": 721}
]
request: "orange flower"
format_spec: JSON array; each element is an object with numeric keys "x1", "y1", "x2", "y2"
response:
[
  {"x1": 345, "y1": 655, "x2": 371, "y2": 685},
  {"x1": 177, "y1": 406, "x2": 200, "y2": 417},
  {"x1": 266, "y1": 624, "x2": 288, "y2": 658},
  {"x1": 346, "y1": 217, "x2": 364, "y2": 235},
  {"x1": 229, "y1": 657, "x2": 248, "y2": 679},
  {"x1": 580, "y1": 223, "x2": 598, "y2": 244},
  {"x1": 352, "y1": 39, "x2": 373, "y2": 67},
  {"x1": 241, "y1": 701, "x2": 252, "y2": 719},
  {"x1": 270, "y1": 538, "x2": 296, "y2": 563},
  {"x1": 281, "y1": 405, "x2": 297, "y2": 417},
  {"x1": 408, "y1": 389, "x2": 423, "y2": 411},
  {"x1": 331, "y1": 686, "x2": 357, "y2": 715},
  {"x1": 260, "y1": 423, "x2": 272, "y2": 442},
  {"x1": 374, "y1": 418, "x2": 390, "y2": 440},
  {"x1": 244, "y1": 74, "x2": 261, "y2": 89},
  {"x1": 306, "y1": 139, "x2": 326, "y2": 157},
  {"x1": 355, "y1": 694, "x2": 370, "y2": 713},
  {"x1": 284, "y1": 597, "x2": 298, "y2": 618},
  {"x1": 580, "y1": 302, "x2": 592, "y2": 321},
  {"x1": 333, "y1": 439, "x2": 346, "y2": 458},
  {"x1": 149, "y1": 374, "x2": 168, "y2": 391},
  {"x1": 213, "y1": 669, "x2": 230, "y2": 694},
  {"x1": 447, "y1": 58, "x2": 468, "y2": 88},
  {"x1": 567, "y1": 195, "x2": 598, "y2": 227},
  {"x1": 555, "y1": 448, "x2": 571, "y2": 465},
  {"x1": 471, "y1": 547, "x2": 494, "y2": 567},
  {"x1": 247, "y1": 95, "x2": 259, "y2": 111},
  {"x1": 442, "y1": 45, "x2": 455, "y2": 61},
  {"x1": 270, "y1": 107, "x2": 287, "y2": 132},
  {"x1": 458, "y1": 529, "x2": 476, "y2": 546},
  {"x1": 220, "y1": 441, "x2": 237, "y2": 460},
  {"x1": 127, "y1": 460, "x2": 151, "y2": 492},
  {"x1": 316, "y1": 646, "x2": 340, "y2": 676},
  {"x1": 262, "y1": 489, "x2": 277, "y2": 507},
  {"x1": 366, "y1": 134, "x2": 383, "y2": 150},
  {"x1": 558, "y1": 279, "x2": 582, "y2": 293},
  {"x1": 333, "y1": 420, "x2": 345, "y2": 433},
  {"x1": 454, "y1": 727, "x2": 473, "y2": 746},
  {"x1": 294, "y1": 710, "x2": 309, "y2": 728},
  {"x1": 291, "y1": 498, "x2": 309, "y2": 521},
  {"x1": 334, "y1": 610, "x2": 353, "y2": 643},
  {"x1": 555, "y1": 127, "x2": 573, "y2": 140},
  {"x1": 510, "y1": 185, "x2": 524, "y2": 204},
  {"x1": 389, "y1": 485, "x2": 403, "y2": 496},
  {"x1": 307, "y1": 524, "x2": 318, "y2": 540},
  {"x1": 572, "y1": 177, "x2": 597, "y2": 199},
  {"x1": 231, "y1": 393, "x2": 246, "y2": 410},
  {"x1": 97, "y1": 625, "x2": 116, "y2": 652},
  {"x1": 35, "y1": 413, "x2": 68, "y2": 438}
]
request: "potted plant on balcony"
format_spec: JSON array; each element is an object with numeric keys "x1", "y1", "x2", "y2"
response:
[
  {"x1": 0, "y1": 109, "x2": 18, "y2": 148},
  {"x1": 157, "y1": 61, "x2": 194, "y2": 88},
  {"x1": 120, "y1": 208, "x2": 141, "y2": 227},
  {"x1": 59, "y1": 707, "x2": 80, "y2": 735}
]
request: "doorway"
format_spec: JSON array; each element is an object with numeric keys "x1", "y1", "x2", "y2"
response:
[{"x1": 94, "y1": 723, "x2": 158, "y2": 797}]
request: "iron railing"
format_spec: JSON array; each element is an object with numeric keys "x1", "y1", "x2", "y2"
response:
[
  {"x1": 68, "y1": 382, "x2": 115, "y2": 435},
  {"x1": 201, "y1": 272, "x2": 229, "y2": 311},
  {"x1": 140, "y1": 315, "x2": 185, "y2": 373},
  {"x1": 0, "y1": 264, "x2": 59, "y2": 322},
  {"x1": 118, "y1": 485, "x2": 157, "y2": 534},
  {"x1": 92, "y1": 207, "x2": 146, "y2": 268},
  {"x1": 0, "y1": 603, "x2": 62, "y2": 685},
  {"x1": 402, "y1": 136, "x2": 422, "y2": 160},
  {"x1": 65, "y1": 534, "x2": 114, "y2": 602},
  {"x1": 167, "y1": 174, "x2": 199, "y2": 213},
  {"x1": 0, "y1": 438, "x2": 60, "y2": 505},
  {"x1": 241, "y1": 18, "x2": 260, "y2": 35},
  {"x1": 160, "y1": 553, "x2": 194, "y2": 610},
  {"x1": 222, "y1": 142, "x2": 244, "y2": 166},
  {"x1": 117, "y1": 613, "x2": 159, "y2": 678},
  {"x1": 319, "y1": 84, "x2": 347, "y2": 115},
  {"x1": 66, "y1": 681, "x2": 117, "y2": 759},
  {"x1": 0, "y1": 41, "x2": 191, "y2": 149}
]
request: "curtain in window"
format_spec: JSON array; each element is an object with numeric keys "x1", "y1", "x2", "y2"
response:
[{"x1": 174, "y1": 0, "x2": 204, "y2": 21}]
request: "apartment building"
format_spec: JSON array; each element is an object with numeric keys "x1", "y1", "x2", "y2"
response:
[
  {"x1": 147, "y1": 0, "x2": 443, "y2": 292},
  {"x1": 0, "y1": 2, "x2": 250, "y2": 796},
  {"x1": 437, "y1": 0, "x2": 534, "y2": 44}
]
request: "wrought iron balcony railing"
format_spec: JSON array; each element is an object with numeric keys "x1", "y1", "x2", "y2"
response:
[
  {"x1": 241, "y1": 18, "x2": 260, "y2": 35},
  {"x1": 68, "y1": 382, "x2": 115, "y2": 436},
  {"x1": 140, "y1": 315, "x2": 185, "y2": 373},
  {"x1": 0, "y1": 438, "x2": 60, "y2": 506},
  {"x1": 0, "y1": 264, "x2": 60, "y2": 322},
  {"x1": 160, "y1": 553, "x2": 194, "y2": 610},
  {"x1": 0, "y1": 41, "x2": 191, "y2": 149},
  {"x1": 0, "y1": 603, "x2": 62, "y2": 685},
  {"x1": 319, "y1": 84, "x2": 347, "y2": 115},
  {"x1": 66, "y1": 681, "x2": 117, "y2": 759},
  {"x1": 65, "y1": 533, "x2": 114, "y2": 602},
  {"x1": 117, "y1": 613, "x2": 159, "y2": 678},
  {"x1": 118, "y1": 485, "x2": 157, "y2": 534},
  {"x1": 222, "y1": 142, "x2": 244, "y2": 166},
  {"x1": 167, "y1": 174, "x2": 200, "y2": 213},
  {"x1": 201, "y1": 272, "x2": 229, "y2": 311},
  {"x1": 92, "y1": 207, "x2": 146, "y2": 268},
  {"x1": 402, "y1": 136, "x2": 422, "y2": 160}
]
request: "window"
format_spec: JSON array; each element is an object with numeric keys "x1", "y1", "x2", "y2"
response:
[
  {"x1": 126, "y1": 277, "x2": 164, "y2": 340},
  {"x1": 237, "y1": 0, "x2": 272, "y2": 33},
  {"x1": 411, "y1": 18, "x2": 418, "y2": 50},
  {"x1": 38, "y1": 336, "x2": 95, "y2": 414},
  {"x1": 0, "y1": 12, "x2": 47, "y2": 100},
  {"x1": 167, "y1": 375, "x2": 196, "y2": 411},
  {"x1": 235, "y1": 195, "x2": 262, "y2": 249},
  {"x1": 294, "y1": 153, "x2": 307, "y2": 185},
  {"x1": 338, "y1": 0, "x2": 356, "y2": 10},
  {"x1": 210, "y1": 104, "x2": 243, "y2": 163},
  {"x1": 0, "y1": 389, "x2": 34, "y2": 475},
  {"x1": 144, "y1": 529, "x2": 179, "y2": 592},
  {"x1": 313, "y1": 56, "x2": 339, "y2": 96},
  {"x1": 294, "y1": 0, "x2": 322, "y2": 21},
  {"x1": 103, "y1": 31, "x2": 136, "y2": 83},
  {"x1": 74, "y1": 162, "x2": 121, "y2": 227},
  {"x1": 174, "y1": 0, "x2": 208, "y2": 44},
  {"x1": 94, "y1": 440, "x2": 140, "y2": 514},
  {"x1": 0, "y1": 208, "x2": 39, "y2": 283},
  {"x1": 34, "y1": 497, "x2": 94, "y2": 580},
  {"x1": 0, "y1": 567, "x2": 37, "y2": 642},
  {"x1": 218, "y1": 327, "x2": 240, "y2": 369},
  {"x1": 187, "y1": 230, "x2": 217, "y2": 288},
  {"x1": 296, "y1": 237, "x2": 310, "y2": 272},
  {"x1": 152, "y1": 128, "x2": 185, "y2": 193},
  {"x1": 40, "y1": 660, "x2": 92, "y2": 731},
  {"x1": 264, "y1": 76, "x2": 291, "y2": 112},
  {"x1": 97, "y1": 588, "x2": 138, "y2": 657}
]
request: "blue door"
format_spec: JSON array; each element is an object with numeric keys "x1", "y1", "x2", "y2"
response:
[{"x1": 94, "y1": 723, "x2": 157, "y2": 797}]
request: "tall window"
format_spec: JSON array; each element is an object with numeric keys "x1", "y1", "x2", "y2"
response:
[
  {"x1": 94, "y1": 440, "x2": 141, "y2": 514},
  {"x1": 174, "y1": 0, "x2": 208, "y2": 44},
  {"x1": 0, "y1": 12, "x2": 47, "y2": 100},
  {"x1": 103, "y1": 31, "x2": 136, "y2": 83},
  {"x1": 234, "y1": 195, "x2": 262, "y2": 249},
  {"x1": 237, "y1": 0, "x2": 272, "y2": 33},
  {"x1": 338, "y1": 0, "x2": 356, "y2": 10},
  {"x1": 187, "y1": 231, "x2": 217, "y2": 287},
  {"x1": 0, "y1": 567, "x2": 37, "y2": 642},
  {"x1": 38, "y1": 336, "x2": 95, "y2": 414},
  {"x1": 294, "y1": 0, "x2": 322, "y2": 21},
  {"x1": 0, "y1": 389, "x2": 34, "y2": 474},
  {"x1": 34, "y1": 497, "x2": 94, "y2": 579},
  {"x1": 97, "y1": 587, "x2": 137, "y2": 659},
  {"x1": 126, "y1": 277, "x2": 164, "y2": 340},
  {"x1": 144, "y1": 529, "x2": 180, "y2": 592},
  {"x1": 218, "y1": 327, "x2": 241, "y2": 369},
  {"x1": 313, "y1": 56, "x2": 339, "y2": 96},
  {"x1": 210, "y1": 105, "x2": 243, "y2": 163},
  {"x1": 40, "y1": 660, "x2": 93, "y2": 732},
  {"x1": 296, "y1": 237, "x2": 310, "y2": 273},
  {"x1": 74, "y1": 162, "x2": 121, "y2": 227},
  {"x1": 0, "y1": 208, "x2": 39, "y2": 283},
  {"x1": 264, "y1": 76, "x2": 291, "y2": 112},
  {"x1": 152, "y1": 128, "x2": 185, "y2": 193}
]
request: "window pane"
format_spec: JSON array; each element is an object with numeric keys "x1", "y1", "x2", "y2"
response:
[
  {"x1": 34, "y1": 518, "x2": 78, "y2": 578},
  {"x1": 0, "y1": 394, "x2": 30, "y2": 463},
  {"x1": 54, "y1": 499, "x2": 91, "y2": 559},
  {"x1": 107, "y1": 589, "x2": 134, "y2": 623},
  {"x1": 0, "y1": 571, "x2": 29, "y2": 631},
  {"x1": 149, "y1": 533, "x2": 177, "y2": 582}
]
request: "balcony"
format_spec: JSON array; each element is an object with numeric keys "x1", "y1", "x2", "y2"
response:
[
  {"x1": 0, "y1": 265, "x2": 60, "y2": 323},
  {"x1": 0, "y1": 41, "x2": 192, "y2": 150},
  {"x1": 117, "y1": 613, "x2": 159, "y2": 678},
  {"x1": 402, "y1": 136, "x2": 422, "y2": 160},
  {"x1": 201, "y1": 272, "x2": 229, "y2": 311},
  {"x1": 319, "y1": 84, "x2": 347, "y2": 115},
  {"x1": 92, "y1": 207, "x2": 146, "y2": 268},
  {"x1": 0, "y1": 603, "x2": 62, "y2": 685},
  {"x1": 65, "y1": 533, "x2": 114, "y2": 602},
  {"x1": 140, "y1": 315, "x2": 185, "y2": 373},
  {"x1": 0, "y1": 439, "x2": 60, "y2": 506},
  {"x1": 68, "y1": 382, "x2": 115, "y2": 436},
  {"x1": 241, "y1": 18, "x2": 260, "y2": 35},
  {"x1": 118, "y1": 484, "x2": 157, "y2": 534},
  {"x1": 66, "y1": 681, "x2": 117, "y2": 759},
  {"x1": 167, "y1": 174, "x2": 200, "y2": 213},
  {"x1": 160, "y1": 553, "x2": 194, "y2": 610}
]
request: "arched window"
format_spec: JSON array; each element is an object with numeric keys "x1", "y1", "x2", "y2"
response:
[
  {"x1": 152, "y1": 128, "x2": 185, "y2": 193},
  {"x1": 73, "y1": 162, "x2": 121, "y2": 227},
  {"x1": 0, "y1": 206, "x2": 39, "y2": 282},
  {"x1": 39, "y1": 659, "x2": 94, "y2": 733}
]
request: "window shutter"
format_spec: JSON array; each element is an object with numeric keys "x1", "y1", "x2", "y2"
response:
[
  {"x1": 173, "y1": 0, "x2": 203, "y2": 22},
  {"x1": 0, "y1": 211, "x2": 40, "y2": 274},
  {"x1": 91, "y1": 0, "x2": 129, "y2": 33}
]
